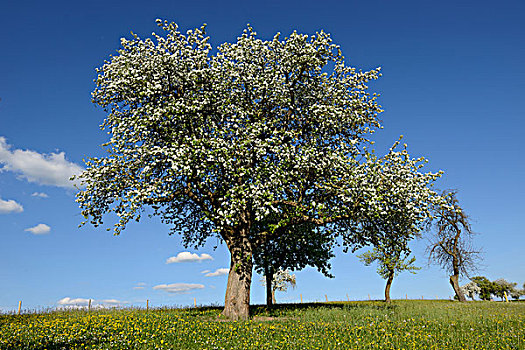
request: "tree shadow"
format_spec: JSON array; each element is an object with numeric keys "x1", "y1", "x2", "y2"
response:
[
  {"x1": 184, "y1": 301, "x2": 399, "y2": 319},
  {"x1": 249, "y1": 301, "x2": 399, "y2": 317}
]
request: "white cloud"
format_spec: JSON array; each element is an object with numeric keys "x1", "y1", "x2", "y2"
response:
[
  {"x1": 0, "y1": 137, "x2": 83, "y2": 188},
  {"x1": 166, "y1": 252, "x2": 213, "y2": 264},
  {"x1": 153, "y1": 283, "x2": 205, "y2": 294},
  {"x1": 0, "y1": 197, "x2": 23, "y2": 214},
  {"x1": 57, "y1": 297, "x2": 126, "y2": 308},
  {"x1": 31, "y1": 192, "x2": 49, "y2": 198},
  {"x1": 200, "y1": 270, "x2": 211, "y2": 274},
  {"x1": 204, "y1": 268, "x2": 229, "y2": 277},
  {"x1": 57, "y1": 297, "x2": 90, "y2": 306},
  {"x1": 25, "y1": 223, "x2": 51, "y2": 235}
]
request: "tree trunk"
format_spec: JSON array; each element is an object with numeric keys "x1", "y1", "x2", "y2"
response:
[
  {"x1": 385, "y1": 273, "x2": 394, "y2": 303},
  {"x1": 222, "y1": 231, "x2": 253, "y2": 320},
  {"x1": 265, "y1": 264, "x2": 273, "y2": 308},
  {"x1": 271, "y1": 288, "x2": 276, "y2": 304},
  {"x1": 449, "y1": 274, "x2": 466, "y2": 302}
]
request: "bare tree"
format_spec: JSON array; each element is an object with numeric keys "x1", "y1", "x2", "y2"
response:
[{"x1": 427, "y1": 190, "x2": 482, "y2": 302}]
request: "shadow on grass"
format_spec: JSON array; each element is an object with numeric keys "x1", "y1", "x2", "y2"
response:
[
  {"x1": 192, "y1": 300, "x2": 418, "y2": 319},
  {"x1": 249, "y1": 301, "x2": 401, "y2": 317},
  {"x1": 172, "y1": 301, "x2": 402, "y2": 320}
]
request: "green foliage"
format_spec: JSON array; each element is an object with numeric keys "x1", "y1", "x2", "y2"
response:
[
  {"x1": 470, "y1": 276, "x2": 522, "y2": 301},
  {"x1": 471, "y1": 276, "x2": 494, "y2": 301},
  {"x1": 510, "y1": 288, "x2": 524, "y2": 300},
  {"x1": 492, "y1": 278, "x2": 517, "y2": 300},
  {"x1": 358, "y1": 246, "x2": 420, "y2": 280},
  {"x1": 252, "y1": 220, "x2": 335, "y2": 281}
]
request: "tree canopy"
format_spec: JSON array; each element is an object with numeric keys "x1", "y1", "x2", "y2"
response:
[
  {"x1": 470, "y1": 276, "x2": 494, "y2": 301},
  {"x1": 76, "y1": 20, "x2": 442, "y2": 319},
  {"x1": 460, "y1": 281, "x2": 481, "y2": 301},
  {"x1": 492, "y1": 278, "x2": 517, "y2": 301},
  {"x1": 252, "y1": 219, "x2": 334, "y2": 306}
]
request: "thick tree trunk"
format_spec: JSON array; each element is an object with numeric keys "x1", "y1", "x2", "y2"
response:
[
  {"x1": 450, "y1": 274, "x2": 466, "y2": 302},
  {"x1": 222, "y1": 232, "x2": 253, "y2": 320},
  {"x1": 385, "y1": 273, "x2": 394, "y2": 303}
]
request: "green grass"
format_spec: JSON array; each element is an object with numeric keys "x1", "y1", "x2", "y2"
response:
[{"x1": 1, "y1": 300, "x2": 523, "y2": 349}]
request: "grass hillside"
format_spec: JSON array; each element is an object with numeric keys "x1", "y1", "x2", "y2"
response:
[{"x1": 1, "y1": 300, "x2": 523, "y2": 349}]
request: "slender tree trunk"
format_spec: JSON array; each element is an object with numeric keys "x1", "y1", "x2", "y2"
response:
[
  {"x1": 222, "y1": 230, "x2": 253, "y2": 320},
  {"x1": 385, "y1": 273, "x2": 394, "y2": 303},
  {"x1": 271, "y1": 289, "x2": 276, "y2": 304},
  {"x1": 265, "y1": 264, "x2": 273, "y2": 308},
  {"x1": 449, "y1": 274, "x2": 466, "y2": 302}
]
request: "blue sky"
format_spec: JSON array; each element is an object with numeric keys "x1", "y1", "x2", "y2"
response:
[{"x1": 1, "y1": 0, "x2": 523, "y2": 312}]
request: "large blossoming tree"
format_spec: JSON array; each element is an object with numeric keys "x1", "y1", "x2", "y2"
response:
[{"x1": 76, "y1": 20, "x2": 442, "y2": 320}]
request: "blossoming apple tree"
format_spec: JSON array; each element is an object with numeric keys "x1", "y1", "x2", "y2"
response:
[{"x1": 75, "y1": 20, "x2": 442, "y2": 319}]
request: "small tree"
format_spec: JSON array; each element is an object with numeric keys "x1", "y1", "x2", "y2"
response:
[
  {"x1": 492, "y1": 278, "x2": 517, "y2": 301},
  {"x1": 358, "y1": 244, "x2": 420, "y2": 303},
  {"x1": 252, "y1": 220, "x2": 334, "y2": 307},
  {"x1": 510, "y1": 289, "x2": 523, "y2": 300},
  {"x1": 427, "y1": 191, "x2": 481, "y2": 302},
  {"x1": 260, "y1": 269, "x2": 297, "y2": 304},
  {"x1": 471, "y1": 276, "x2": 494, "y2": 301},
  {"x1": 460, "y1": 281, "x2": 481, "y2": 301},
  {"x1": 354, "y1": 163, "x2": 428, "y2": 304},
  {"x1": 510, "y1": 283, "x2": 524, "y2": 300}
]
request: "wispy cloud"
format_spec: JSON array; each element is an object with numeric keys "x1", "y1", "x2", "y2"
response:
[
  {"x1": 0, "y1": 197, "x2": 23, "y2": 214},
  {"x1": 100, "y1": 299, "x2": 124, "y2": 306},
  {"x1": 204, "y1": 268, "x2": 229, "y2": 277},
  {"x1": 31, "y1": 192, "x2": 49, "y2": 198},
  {"x1": 25, "y1": 223, "x2": 51, "y2": 235},
  {"x1": 133, "y1": 282, "x2": 147, "y2": 290},
  {"x1": 153, "y1": 283, "x2": 205, "y2": 294},
  {"x1": 166, "y1": 252, "x2": 213, "y2": 264},
  {"x1": 0, "y1": 137, "x2": 83, "y2": 188}
]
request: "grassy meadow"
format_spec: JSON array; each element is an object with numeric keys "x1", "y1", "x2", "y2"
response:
[{"x1": 1, "y1": 300, "x2": 523, "y2": 349}]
